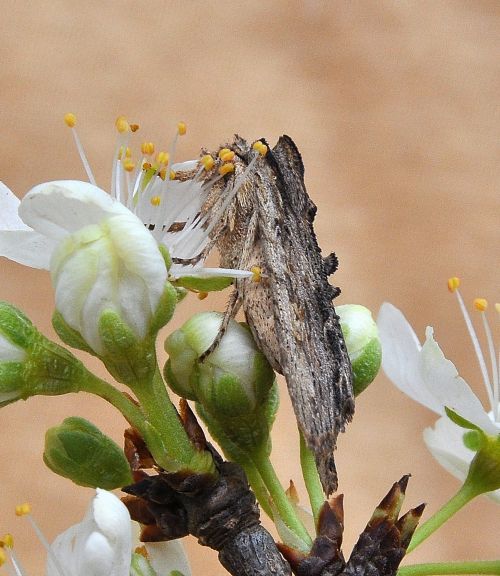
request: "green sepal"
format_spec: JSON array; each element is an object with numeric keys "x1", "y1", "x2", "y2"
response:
[
  {"x1": 444, "y1": 407, "x2": 483, "y2": 431},
  {"x1": 52, "y1": 310, "x2": 96, "y2": 356},
  {"x1": 172, "y1": 275, "x2": 233, "y2": 293},
  {"x1": 0, "y1": 301, "x2": 36, "y2": 349},
  {"x1": 164, "y1": 358, "x2": 198, "y2": 401},
  {"x1": 352, "y1": 337, "x2": 382, "y2": 396},
  {"x1": 150, "y1": 281, "x2": 178, "y2": 333},
  {"x1": 43, "y1": 417, "x2": 133, "y2": 489},
  {"x1": 98, "y1": 311, "x2": 157, "y2": 385},
  {"x1": 158, "y1": 243, "x2": 173, "y2": 271},
  {"x1": 465, "y1": 433, "x2": 500, "y2": 496}
]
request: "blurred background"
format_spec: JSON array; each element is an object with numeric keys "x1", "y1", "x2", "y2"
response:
[{"x1": 0, "y1": 1, "x2": 498, "y2": 573}]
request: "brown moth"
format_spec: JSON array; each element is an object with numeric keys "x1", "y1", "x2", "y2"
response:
[{"x1": 198, "y1": 135, "x2": 354, "y2": 495}]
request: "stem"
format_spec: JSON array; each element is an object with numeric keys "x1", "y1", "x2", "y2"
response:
[
  {"x1": 239, "y1": 460, "x2": 274, "y2": 519},
  {"x1": 83, "y1": 373, "x2": 145, "y2": 428},
  {"x1": 252, "y1": 450, "x2": 313, "y2": 547},
  {"x1": 132, "y1": 367, "x2": 212, "y2": 473},
  {"x1": 406, "y1": 483, "x2": 477, "y2": 553},
  {"x1": 398, "y1": 561, "x2": 500, "y2": 576},
  {"x1": 300, "y1": 430, "x2": 323, "y2": 528}
]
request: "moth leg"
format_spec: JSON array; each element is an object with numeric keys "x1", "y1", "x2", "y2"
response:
[
  {"x1": 200, "y1": 289, "x2": 242, "y2": 361},
  {"x1": 201, "y1": 210, "x2": 259, "y2": 361}
]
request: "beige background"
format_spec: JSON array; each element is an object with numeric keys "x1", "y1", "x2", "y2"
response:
[{"x1": 0, "y1": 1, "x2": 498, "y2": 574}]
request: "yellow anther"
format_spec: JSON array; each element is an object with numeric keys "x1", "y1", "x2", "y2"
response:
[
  {"x1": 0, "y1": 547, "x2": 6, "y2": 565},
  {"x1": 156, "y1": 151, "x2": 170, "y2": 165},
  {"x1": 251, "y1": 266, "x2": 262, "y2": 283},
  {"x1": 169, "y1": 169, "x2": 176, "y2": 180},
  {"x1": 218, "y1": 148, "x2": 232, "y2": 159},
  {"x1": 159, "y1": 169, "x2": 166, "y2": 180},
  {"x1": 473, "y1": 298, "x2": 488, "y2": 312},
  {"x1": 64, "y1": 112, "x2": 77, "y2": 128},
  {"x1": 177, "y1": 121, "x2": 187, "y2": 136},
  {"x1": 495, "y1": 303, "x2": 500, "y2": 314},
  {"x1": 130, "y1": 123, "x2": 140, "y2": 133},
  {"x1": 142, "y1": 162, "x2": 152, "y2": 170},
  {"x1": 115, "y1": 116, "x2": 130, "y2": 133},
  {"x1": 220, "y1": 150, "x2": 235, "y2": 162},
  {"x1": 447, "y1": 277, "x2": 460, "y2": 292},
  {"x1": 141, "y1": 141, "x2": 155, "y2": 155},
  {"x1": 201, "y1": 154, "x2": 215, "y2": 171},
  {"x1": 218, "y1": 162, "x2": 235, "y2": 176},
  {"x1": 15, "y1": 502, "x2": 31, "y2": 517},
  {"x1": 150, "y1": 196, "x2": 161, "y2": 207},
  {"x1": 252, "y1": 141, "x2": 268, "y2": 156},
  {"x1": 0, "y1": 534, "x2": 13, "y2": 548},
  {"x1": 118, "y1": 146, "x2": 132, "y2": 160},
  {"x1": 135, "y1": 545, "x2": 148, "y2": 558},
  {"x1": 123, "y1": 159, "x2": 136, "y2": 173},
  {"x1": 197, "y1": 291, "x2": 208, "y2": 300}
]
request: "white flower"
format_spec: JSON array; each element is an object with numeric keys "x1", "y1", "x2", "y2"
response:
[
  {"x1": 377, "y1": 297, "x2": 500, "y2": 502},
  {"x1": 46, "y1": 489, "x2": 191, "y2": 576},
  {"x1": 0, "y1": 116, "x2": 254, "y2": 283}
]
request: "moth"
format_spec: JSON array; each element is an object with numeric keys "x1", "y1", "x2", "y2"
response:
[{"x1": 198, "y1": 135, "x2": 354, "y2": 495}]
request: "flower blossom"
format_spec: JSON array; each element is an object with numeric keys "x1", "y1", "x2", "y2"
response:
[
  {"x1": 0, "y1": 115, "x2": 254, "y2": 282},
  {"x1": 377, "y1": 280, "x2": 499, "y2": 502}
]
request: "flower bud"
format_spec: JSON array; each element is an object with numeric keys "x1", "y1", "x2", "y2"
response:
[
  {"x1": 44, "y1": 417, "x2": 133, "y2": 489},
  {"x1": 337, "y1": 304, "x2": 382, "y2": 396},
  {"x1": 0, "y1": 302, "x2": 86, "y2": 407},
  {"x1": 164, "y1": 312, "x2": 274, "y2": 414},
  {"x1": 164, "y1": 312, "x2": 277, "y2": 454},
  {"x1": 50, "y1": 215, "x2": 177, "y2": 384}
]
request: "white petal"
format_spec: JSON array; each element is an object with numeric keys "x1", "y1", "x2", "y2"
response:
[
  {"x1": 378, "y1": 303, "x2": 442, "y2": 412},
  {"x1": 0, "y1": 229, "x2": 56, "y2": 268},
  {"x1": 0, "y1": 333, "x2": 26, "y2": 362},
  {"x1": 20, "y1": 181, "x2": 131, "y2": 240},
  {"x1": 48, "y1": 489, "x2": 132, "y2": 576},
  {"x1": 146, "y1": 540, "x2": 192, "y2": 576},
  {"x1": 419, "y1": 327, "x2": 498, "y2": 434},
  {"x1": 0, "y1": 182, "x2": 30, "y2": 230},
  {"x1": 424, "y1": 416, "x2": 500, "y2": 503}
]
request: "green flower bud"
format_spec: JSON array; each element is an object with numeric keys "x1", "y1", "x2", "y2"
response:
[
  {"x1": 337, "y1": 304, "x2": 382, "y2": 396},
  {"x1": 466, "y1": 433, "x2": 500, "y2": 496},
  {"x1": 164, "y1": 312, "x2": 277, "y2": 454},
  {"x1": 0, "y1": 302, "x2": 87, "y2": 407},
  {"x1": 44, "y1": 417, "x2": 133, "y2": 489}
]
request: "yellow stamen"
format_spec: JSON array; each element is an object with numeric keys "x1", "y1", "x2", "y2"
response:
[
  {"x1": 141, "y1": 142, "x2": 155, "y2": 155},
  {"x1": 130, "y1": 123, "x2": 140, "y2": 133},
  {"x1": 473, "y1": 298, "x2": 488, "y2": 312},
  {"x1": 218, "y1": 148, "x2": 232, "y2": 159},
  {"x1": 123, "y1": 159, "x2": 135, "y2": 172},
  {"x1": 252, "y1": 141, "x2": 268, "y2": 156},
  {"x1": 169, "y1": 169, "x2": 176, "y2": 180},
  {"x1": 0, "y1": 534, "x2": 13, "y2": 548},
  {"x1": 0, "y1": 547, "x2": 5, "y2": 566},
  {"x1": 142, "y1": 162, "x2": 152, "y2": 170},
  {"x1": 117, "y1": 146, "x2": 132, "y2": 160},
  {"x1": 201, "y1": 154, "x2": 215, "y2": 171},
  {"x1": 177, "y1": 121, "x2": 187, "y2": 136},
  {"x1": 15, "y1": 503, "x2": 31, "y2": 517},
  {"x1": 156, "y1": 151, "x2": 170, "y2": 165},
  {"x1": 115, "y1": 116, "x2": 130, "y2": 133},
  {"x1": 135, "y1": 545, "x2": 148, "y2": 557},
  {"x1": 220, "y1": 150, "x2": 235, "y2": 162},
  {"x1": 63, "y1": 112, "x2": 77, "y2": 128},
  {"x1": 197, "y1": 291, "x2": 208, "y2": 300},
  {"x1": 495, "y1": 303, "x2": 500, "y2": 314},
  {"x1": 447, "y1": 277, "x2": 460, "y2": 292},
  {"x1": 218, "y1": 162, "x2": 235, "y2": 176},
  {"x1": 159, "y1": 169, "x2": 166, "y2": 180},
  {"x1": 150, "y1": 196, "x2": 161, "y2": 207},
  {"x1": 251, "y1": 266, "x2": 262, "y2": 283}
]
